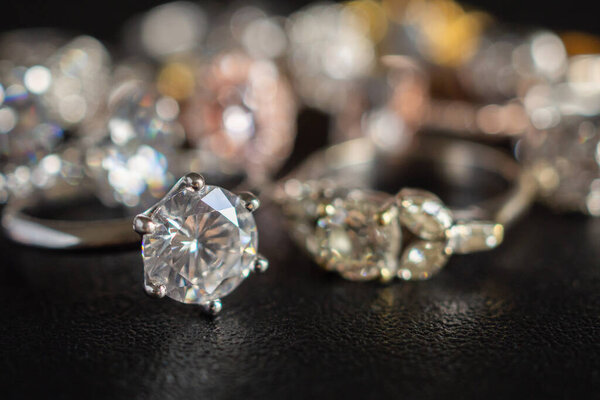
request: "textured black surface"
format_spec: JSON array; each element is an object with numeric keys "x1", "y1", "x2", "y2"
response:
[
  {"x1": 2, "y1": 0, "x2": 600, "y2": 399},
  {"x1": 1, "y1": 202, "x2": 600, "y2": 399}
]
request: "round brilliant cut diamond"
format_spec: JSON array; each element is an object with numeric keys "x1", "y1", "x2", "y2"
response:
[{"x1": 142, "y1": 185, "x2": 258, "y2": 305}]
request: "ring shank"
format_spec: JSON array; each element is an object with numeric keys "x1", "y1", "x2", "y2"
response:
[
  {"x1": 1, "y1": 183, "x2": 138, "y2": 249},
  {"x1": 1, "y1": 153, "x2": 253, "y2": 249},
  {"x1": 283, "y1": 135, "x2": 536, "y2": 227}
]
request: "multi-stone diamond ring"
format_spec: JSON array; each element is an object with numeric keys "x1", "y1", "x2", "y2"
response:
[{"x1": 276, "y1": 135, "x2": 537, "y2": 282}]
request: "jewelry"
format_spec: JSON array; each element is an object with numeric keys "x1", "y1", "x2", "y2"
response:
[
  {"x1": 133, "y1": 172, "x2": 267, "y2": 315},
  {"x1": 286, "y1": 2, "x2": 377, "y2": 115},
  {"x1": 0, "y1": 30, "x2": 111, "y2": 202},
  {"x1": 276, "y1": 136, "x2": 536, "y2": 281}
]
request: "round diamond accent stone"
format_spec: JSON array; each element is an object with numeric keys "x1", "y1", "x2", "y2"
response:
[
  {"x1": 314, "y1": 189, "x2": 401, "y2": 281},
  {"x1": 142, "y1": 185, "x2": 258, "y2": 305}
]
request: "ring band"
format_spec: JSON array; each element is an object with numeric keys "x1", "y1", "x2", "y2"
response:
[
  {"x1": 1, "y1": 154, "x2": 251, "y2": 249},
  {"x1": 1, "y1": 183, "x2": 136, "y2": 249}
]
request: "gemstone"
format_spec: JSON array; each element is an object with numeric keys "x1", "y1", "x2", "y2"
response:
[
  {"x1": 396, "y1": 188, "x2": 453, "y2": 240},
  {"x1": 314, "y1": 189, "x2": 401, "y2": 281},
  {"x1": 447, "y1": 221, "x2": 504, "y2": 254},
  {"x1": 141, "y1": 185, "x2": 258, "y2": 305},
  {"x1": 180, "y1": 52, "x2": 296, "y2": 174},
  {"x1": 43, "y1": 35, "x2": 112, "y2": 126},
  {"x1": 86, "y1": 143, "x2": 174, "y2": 210},
  {"x1": 521, "y1": 114, "x2": 600, "y2": 214},
  {"x1": 107, "y1": 82, "x2": 184, "y2": 148},
  {"x1": 0, "y1": 71, "x2": 63, "y2": 164},
  {"x1": 398, "y1": 240, "x2": 449, "y2": 281},
  {"x1": 286, "y1": 3, "x2": 375, "y2": 113},
  {"x1": 86, "y1": 83, "x2": 185, "y2": 209}
]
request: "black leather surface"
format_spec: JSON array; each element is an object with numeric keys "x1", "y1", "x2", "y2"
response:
[
  {"x1": 2, "y1": 1, "x2": 600, "y2": 399},
  {"x1": 1, "y1": 200, "x2": 600, "y2": 399}
]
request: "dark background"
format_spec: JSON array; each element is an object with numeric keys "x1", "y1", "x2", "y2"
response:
[{"x1": 1, "y1": 1, "x2": 600, "y2": 399}]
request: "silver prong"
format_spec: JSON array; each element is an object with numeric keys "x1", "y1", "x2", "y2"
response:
[
  {"x1": 201, "y1": 299, "x2": 222, "y2": 315},
  {"x1": 133, "y1": 214, "x2": 156, "y2": 235},
  {"x1": 379, "y1": 267, "x2": 394, "y2": 283},
  {"x1": 144, "y1": 281, "x2": 166, "y2": 298},
  {"x1": 253, "y1": 254, "x2": 269, "y2": 273},
  {"x1": 376, "y1": 206, "x2": 397, "y2": 226},
  {"x1": 239, "y1": 191, "x2": 260, "y2": 212},
  {"x1": 183, "y1": 172, "x2": 206, "y2": 191}
]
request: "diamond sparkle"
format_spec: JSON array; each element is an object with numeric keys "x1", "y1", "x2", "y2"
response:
[{"x1": 141, "y1": 185, "x2": 258, "y2": 305}]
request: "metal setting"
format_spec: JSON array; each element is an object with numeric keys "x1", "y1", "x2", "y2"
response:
[
  {"x1": 144, "y1": 281, "x2": 167, "y2": 298},
  {"x1": 183, "y1": 172, "x2": 206, "y2": 192},
  {"x1": 239, "y1": 192, "x2": 261, "y2": 213},
  {"x1": 133, "y1": 215, "x2": 156, "y2": 235},
  {"x1": 253, "y1": 254, "x2": 269, "y2": 273},
  {"x1": 201, "y1": 300, "x2": 223, "y2": 316}
]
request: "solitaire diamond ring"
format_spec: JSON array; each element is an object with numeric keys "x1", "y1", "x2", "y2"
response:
[{"x1": 133, "y1": 173, "x2": 267, "y2": 315}]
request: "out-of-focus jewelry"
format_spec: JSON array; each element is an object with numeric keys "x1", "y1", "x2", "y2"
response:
[
  {"x1": 133, "y1": 172, "x2": 267, "y2": 315},
  {"x1": 380, "y1": 3, "x2": 600, "y2": 216},
  {"x1": 286, "y1": 2, "x2": 377, "y2": 115},
  {"x1": 0, "y1": 30, "x2": 111, "y2": 202},
  {"x1": 517, "y1": 54, "x2": 600, "y2": 215},
  {"x1": 122, "y1": 1, "x2": 208, "y2": 62},
  {"x1": 84, "y1": 48, "x2": 297, "y2": 211},
  {"x1": 179, "y1": 51, "x2": 297, "y2": 178},
  {"x1": 108, "y1": 3, "x2": 298, "y2": 198},
  {"x1": 276, "y1": 136, "x2": 536, "y2": 281},
  {"x1": 83, "y1": 80, "x2": 186, "y2": 210}
]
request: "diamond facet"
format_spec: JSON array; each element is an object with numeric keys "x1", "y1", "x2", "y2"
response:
[
  {"x1": 398, "y1": 240, "x2": 449, "y2": 281},
  {"x1": 521, "y1": 115, "x2": 600, "y2": 214},
  {"x1": 141, "y1": 185, "x2": 258, "y2": 305},
  {"x1": 396, "y1": 188, "x2": 453, "y2": 240},
  {"x1": 447, "y1": 221, "x2": 504, "y2": 254},
  {"x1": 314, "y1": 190, "x2": 401, "y2": 281}
]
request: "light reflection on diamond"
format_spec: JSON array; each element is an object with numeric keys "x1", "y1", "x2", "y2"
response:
[
  {"x1": 142, "y1": 185, "x2": 258, "y2": 304},
  {"x1": 24, "y1": 65, "x2": 52, "y2": 94}
]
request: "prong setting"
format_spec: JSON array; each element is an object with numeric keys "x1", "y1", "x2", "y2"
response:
[
  {"x1": 136, "y1": 173, "x2": 260, "y2": 311},
  {"x1": 239, "y1": 191, "x2": 260, "y2": 212},
  {"x1": 133, "y1": 214, "x2": 156, "y2": 235},
  {"x1": 376, "y1": 206, "x2": 398, "y2": 226},
  {"x1": 201, "y1": 299, "x2": 222, "y2": 316},
  {"x1": 253, "y1": 254, "x2": 269, "y2": 273},
  {"x1": 144, "y1": 281, "x2": 166, "y2": 298},
  {"x1": 183, "y1": 172, "x2": 206, "y2": 192}
]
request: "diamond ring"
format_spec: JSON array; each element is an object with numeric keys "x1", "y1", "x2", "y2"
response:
[
  {"x1": 276, "y1": 136, "x2": 536, "y2": 282},
  {"x1": 133, "y1": 172, "x2": 267, "y2": 315}
]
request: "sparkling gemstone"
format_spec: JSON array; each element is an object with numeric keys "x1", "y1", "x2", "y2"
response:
[
  {"x1": 447, "y1": 221, "x2": 504, "y2": 254},
  {"x1": 107, "y1": 82, "x2": 184, "y2": 148},
  {"x1": 86, "y1": 143, "x2": 174, "y2": 210},
  {"x1": 287, "y1": 3, "x2": 375, "y2": 113},
  {"x1": 396, "y1": 188, "x2": 453, "y2": 240},
  {"x1": 86, "y1": 83, "x2": 184, "y2": 209},
  {"x1": 43, "y1": 35, "x2": 112, "y2": 127},
  {"x1": 142, "y1": 185, "x2": 258, "y2": 305},
  {"x1": 521, "y1": 114, "x2": 600, "y2": 214},
  {"x1": 398, "y1": 240, "x2": 449, "y2": 281},
  {"x1": 458, "y1": 30, "x2": 566, "y2": 102},
  {"x1": 314, "y1": 189, "x2": 401, "y2": 281},
  {"x1": 180, "y1": 52, "x2": 296, "y2": 174}
]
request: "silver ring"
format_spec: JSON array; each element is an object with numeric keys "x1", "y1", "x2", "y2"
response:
[
  {"x1": 1, "y1": 159, "x2": 251, "y2": 249},
  {"x1": 1, "y1": 182, "x2": 137, "y2": 249}
]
